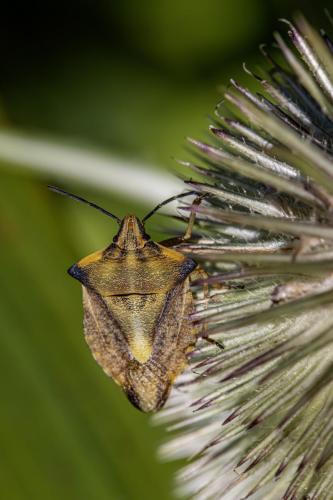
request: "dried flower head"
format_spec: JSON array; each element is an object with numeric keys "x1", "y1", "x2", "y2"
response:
[{"x1": 154, "y1": 14, "x2": 333, "y2": 500}]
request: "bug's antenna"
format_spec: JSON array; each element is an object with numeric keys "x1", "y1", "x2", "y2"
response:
[
  {"x1": 142, "y1": 191, "x2": 198, "y2": 223},
  {"x1": 48, "y1": 185, "x2": 122, "y2": 224}
]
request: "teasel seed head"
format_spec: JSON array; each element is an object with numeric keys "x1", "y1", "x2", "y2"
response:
[{"x1": 154, "y1": 14, "x2": 333, "y2": 500}]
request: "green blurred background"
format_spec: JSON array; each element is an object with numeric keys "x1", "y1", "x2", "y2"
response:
[{"x1": 0, "y1": 1, "x2": 328, "y2": 499}]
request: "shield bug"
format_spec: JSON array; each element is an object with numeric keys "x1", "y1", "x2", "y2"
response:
[{"x1": 50, "y1": 186, "x2": 217, "y2": 412}]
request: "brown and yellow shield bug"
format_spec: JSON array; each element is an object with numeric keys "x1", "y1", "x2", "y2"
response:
[{"x1": 50, "y1": 186, "x2": 218, "y2": 412}]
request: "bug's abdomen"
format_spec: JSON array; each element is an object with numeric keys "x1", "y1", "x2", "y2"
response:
[{"x1": 82, "y1": 278, "x2": 199, "y2": 412}]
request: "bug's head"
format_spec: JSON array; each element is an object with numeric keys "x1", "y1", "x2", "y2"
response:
[{"x1": 113, "y1": 215, "x2": 150, "y2": 250}]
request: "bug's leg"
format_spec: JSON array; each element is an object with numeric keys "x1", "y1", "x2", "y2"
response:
[
  {"x1": 190, "y1": 267, "x2": 224, "y2": 350},
  {"x1": 203, "y1": 336, "x2": 224, "y2": 349},
  {"x1": 182, "y1": 194, "x2": 204, "y2": 240},
  {"x1": 159, "y1": 194, "x2": 206, "y2": 247}
]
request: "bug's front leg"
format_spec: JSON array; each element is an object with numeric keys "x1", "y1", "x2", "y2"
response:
[
  {"x1": 190, "y1": 267, "x2": 224, "y2": 350},
  {"x1": 159, "y1": 194, "x2": 206, "y2": 247},
  {"x1": 182, "y1": 194, "x2": 205, "y2": 240}
]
